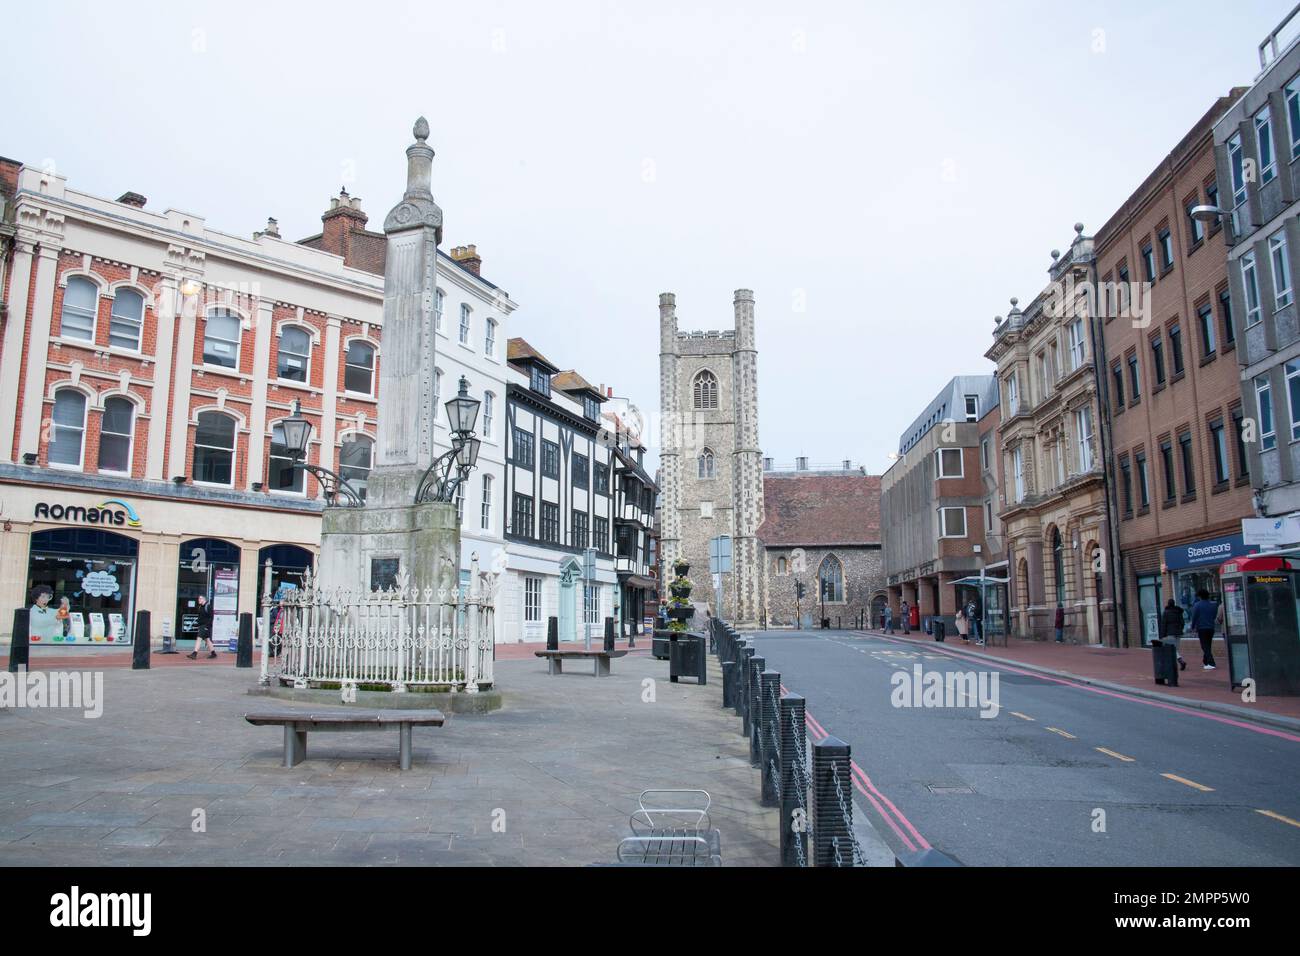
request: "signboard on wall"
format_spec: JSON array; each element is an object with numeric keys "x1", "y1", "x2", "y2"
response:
[
  {"x1": 1242, "y1": 515, "x2": 1300, "y2": 548},
  {"x1": 212, "y1": 566, "x2": 240, "y2": 646}
]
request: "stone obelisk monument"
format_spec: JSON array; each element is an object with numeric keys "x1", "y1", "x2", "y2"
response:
[{"x1": 317, "y1": 118, "x2": 459, "y2": 595}]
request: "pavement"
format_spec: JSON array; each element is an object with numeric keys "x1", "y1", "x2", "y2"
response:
[
  {"x1": 858, "y1": 627, "x2": 1300, "y2": 727},
  {"x1": 750, "y1": 629, "x2": 1300, "y2": 867},
  {"x1": 0, "y1": 647, "x2": 779, "y2": 866}
]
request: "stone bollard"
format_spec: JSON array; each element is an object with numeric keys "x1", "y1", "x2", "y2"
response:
[
  {"x1": 546, "y1": 616, "x2": 558, "y2": 651},
  {"x1": 8, "y1": 609, "x2": 30, "y2": 673},
  {"x1": 812, "y1": 735, "x2": 855, "y2": 867},
  {"x1": 603, "y1": 616, "x2": 615, "y2": 653},
  {"x1": 779, "y1": 693, "x2": 808, "y2": 866},
  {"x1": 747, "y1": 655, "x2": 765, "y2": 765},
  {"x1": 132, "y1": 610, "x2": 151, "y2": 669},
  {"x1": 758, "y1": 671, "x2": 781, "y2": 807},
  {"x1": 236, "y1": 613, "x2": 254, "y2": 668}
]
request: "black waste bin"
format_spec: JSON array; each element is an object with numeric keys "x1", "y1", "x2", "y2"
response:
[
  {"x1": 933, "y1": 620, "x2": 946, "y2": 642},
  {"x1": 1151, "y1": 638, "x2": 1179, "y2": 687},
  {"x1": 669, "y1": 632, "x2": 707, "y2": 685}
]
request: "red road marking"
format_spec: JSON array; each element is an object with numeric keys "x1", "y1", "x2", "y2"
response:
[{"x1": 860, "y1": 631, "x2": 1300, "y2": 744}]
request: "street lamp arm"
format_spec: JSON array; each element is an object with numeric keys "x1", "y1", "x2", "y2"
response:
[
  {"x1": 414, "y1": 444, "x2": 465, "y2": 504},
  {"x1": 296, "y1": 462, "x2": 364, "y2": 508}
]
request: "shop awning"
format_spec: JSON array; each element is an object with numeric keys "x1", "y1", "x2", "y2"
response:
[
  {"x1": 618, "y1": 574, "x2": 658, "y2": 590},
  {"x1": 948, "y1": 575, "x2": 1009, "y2": 587}
]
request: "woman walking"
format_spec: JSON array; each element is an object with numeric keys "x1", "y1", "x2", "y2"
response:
[
  {"x1": 1159, "y1": 598, "x2": 1188, "y2": 671},
  {"x1": 186, "y1": 594, "x2": 218, "y2": 660},
  {"x1": 955, "y1": 605, "x2": 969, "y2": 643}
]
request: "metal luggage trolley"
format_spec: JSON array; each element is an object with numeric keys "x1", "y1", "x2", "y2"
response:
[{"x1": 615, "y1": 789, "x2": 722, "y2": 866}]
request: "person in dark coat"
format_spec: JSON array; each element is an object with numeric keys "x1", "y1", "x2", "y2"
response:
[
  {"x1": 186, "y1": 595, "x2": 218, "y2": 660},
  {"x1": 1159, "y1": 598, "x2": 1187, "y2": 671},
  {"x1": 1054, "y1": 603, "x2": 1065, "y2": 643},
  {"x1": 1189, "y1": 589, "x2": 1220, "y2": 669}
]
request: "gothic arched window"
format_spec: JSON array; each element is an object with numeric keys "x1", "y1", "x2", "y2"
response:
[
  {"x1": 693, "y1": 370, "x2": 718, "y2": 410},
  {"x1": 698, "y1": 447, "x2": 716, "y2": 479},
  {"x1": 818, "y1": 554, "x2": 844, "y2": 603}
]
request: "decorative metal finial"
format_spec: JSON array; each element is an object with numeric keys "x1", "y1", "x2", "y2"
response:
[
  {"x1": 1074, "y1": 222, "x2": 1085, "y2": 234},
  {"x1": 413, "y1": 116, "x2": 430, "y2": 142},
  {"x1": 1009, "y1": 297, "x2": 1019, "y2": 308}
]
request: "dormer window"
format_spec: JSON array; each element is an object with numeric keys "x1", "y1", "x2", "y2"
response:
[
  {"x1": 584, "y1": 396, "x2": 600, "y2": 421},
  {"x1": 530, "y1": 366, "x2": 551, "y2": 397}
]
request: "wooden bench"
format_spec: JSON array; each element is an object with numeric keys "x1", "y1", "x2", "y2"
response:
[
  {"x1": 534, "y1": 648, "x2": 628, "y2": 677},
  {"x1": 614, "y1": 789, "x2": 722, "y2": 866},
  {"x1": 244, "y1": 707, "x2": 445, "y2": 770}
]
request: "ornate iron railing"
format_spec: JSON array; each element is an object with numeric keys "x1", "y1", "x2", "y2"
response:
[{"x1": 260, "y1": 556, "x2": 496, "y2": 693}]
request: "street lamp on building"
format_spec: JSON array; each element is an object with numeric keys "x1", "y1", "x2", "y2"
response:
[
  {"x1": 415, "y1": 375, "x2": 482, "y2": 506},
  {"x1": 1189, "y1": 204, "x2": 1227, "y2": 225},
  {"x1": 281, "y1": 399, "x2": 364, "y2": 507}
]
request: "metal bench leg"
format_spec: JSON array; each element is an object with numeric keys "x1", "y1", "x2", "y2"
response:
[
  {"x1": 283, "y1": 725, "x2": 307, "y2": 767},
  {"x1": 399, "y1": 724, "x2": 412, "y2": 770},
  {"x1": 548, "y1": 657, "x2": 562, "y2": 675},
  {"x1": 595, "y1": 655, "x2": 610, "y2": 677}
]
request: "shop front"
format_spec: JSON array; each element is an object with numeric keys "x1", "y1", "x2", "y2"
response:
[
  {"x1": 0, "y1": 476, "x2": 323, "y2": 645},
  {"x1": 1162, "y1": 533, "x2": 1259, "y2": 645}
]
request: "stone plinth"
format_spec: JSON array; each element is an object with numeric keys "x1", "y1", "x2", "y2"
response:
[{"x1": 318, "y1": 497, "x2": 459, "y2": 597}]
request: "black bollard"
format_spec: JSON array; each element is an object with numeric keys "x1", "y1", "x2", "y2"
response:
[
  {"x1": 780, "y1": 693, "x2": 808, "y2": 866},
  {"x1": 236, "y1": 613, "x2": 254, "y2": 668},
  {"x1": 747, "y1": 655, "x2": 766, "y2": 765},
  {"x1": 603, "y1": 616, "x2": 615, "y2": 653},
  {"x1": 546, "y1": 616, "x2": 558, "y2": 651},
  {"x1": 812, "y1": 735, "x2": 855, "y2": 867},
  {"x1": 132, "y1": 610, "x2": 151, "y2": 670},
  {"x1": 8, "y1": 609, "x2": 30, "y2": 673},
  {"x1": 721, "y1": 661, "x2": 736, "y2": 709}
]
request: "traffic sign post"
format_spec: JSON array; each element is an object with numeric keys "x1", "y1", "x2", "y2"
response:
[
  {"x1": 709, "y1": 535, "x2": 733, "y2": 621},
  {"x1": 583, "y1": 547, "x2": 597, "y2": 651}
]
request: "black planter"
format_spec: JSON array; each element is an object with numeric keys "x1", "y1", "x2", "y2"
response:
[
  {"x1": 673, "y1": 561, "x2": 690, "y2": 577},
  {"x1": 667, "y1": 606, "x2": 695, "y2": 622}
]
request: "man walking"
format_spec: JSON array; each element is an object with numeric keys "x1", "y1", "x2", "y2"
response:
[
  {"x1": 1054, "y1": 603, "x2": 1065, "y2": 643},
  {"x1": 1189, "y1": 589, "x2": 1219, "y2": 670},
  {"x1": 968, "y1": 598, "x2": 984, "y2": 646},
  {"x1": 900, "y1": 599, "x2": 911, "y2": 635},
  {"x1": 186, "y1": 594, "x2": 218, "y2": 660},
  {"x1": 883, "y1": 604, "x2": 894, "y2": 634}
]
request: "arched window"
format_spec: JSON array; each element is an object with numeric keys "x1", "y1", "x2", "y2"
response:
[
  {"x1": 98, "y1": 397, "x2": 134, "y2": 473},
  {"x1": 194, "y1": 411, "x2": 236, "y2": 485},
  {"x1": 60, "y1": 277, "x2": 98, "y2": 341},
  {"x1": 203, "y1": 308, "x2": 242, "y2": 368},
  {"x1": 344, "y1": 340, "x2": 375, "y2": 394},
  {"x1": 482, "y1": 392, "x2": 495, "y2": 439},
  {"x1": 693, "y1": 370, "x2": 718, "y2": 410},
  {"x1": 1051, "y1": 527, "x2": 1066, "y2": 603},
  {"x1": 698, "y1": 447, "x2": 716, "y2": 479},
  {"x1": 268, "y1": 422, "x2": 305, "y2": 494},
  {"x1": 485, "y1": 317, "x2": 497, "y2": 357},
  {"x1": 819, "y1": 555, "x2": 844, "y2": 603},
  {"x1": 109, "y1": 288, "x2": 145, "y2": 351},
  {"x1": 340, "y1": 434, "x2": 373, "y2": 501},
  {"x1": 49, "y1": 390, "x2": 87, "y2": 467},
  {"x1": 480, "y1": 474, "x2": 493, "y2": 530},
  {"x1": 277, "y1": 326, "x2": 311, "y2": 382},
  {"x1": 435, "y1": 289, "x2": 445, "y2": 330}
]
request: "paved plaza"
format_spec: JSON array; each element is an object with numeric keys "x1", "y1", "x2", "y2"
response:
[{"x1": 0, "y1": 649, "x2": 780, "y2": 866}]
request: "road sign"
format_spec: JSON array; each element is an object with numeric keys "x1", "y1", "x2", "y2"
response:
[
  {"x1": 583, "y1": 547, "x2": 597, "y2": 580},
  {"x1": 709, "y1": 535, "x2": 733, "y2": 574}
]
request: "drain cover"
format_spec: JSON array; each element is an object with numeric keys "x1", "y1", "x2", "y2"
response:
[{"x1": 926, "y1": 785, "x2": 975, "y2": 794}]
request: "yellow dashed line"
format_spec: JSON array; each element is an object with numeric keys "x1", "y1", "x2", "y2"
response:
[
  {"x1": 1256, "y1": 809, "x2": 1300, "y2": 828},
  {"x1": 1046, "y1": 727, "x2": 1077, "y2": 739},
  {"x1": 1096, "y1": 747, "x2": 1135, "y2": 762},
  {"x1": 1162, "y1": 773, "x2": 1214, "y2": 792},
  {"x1": 1010, "y1": 711, "x2": 1035, "y2": 722}
]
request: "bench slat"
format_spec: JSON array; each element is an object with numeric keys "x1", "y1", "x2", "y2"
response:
[{"x1": 245, "y1": 708, "x2": 445, "y2": 727}]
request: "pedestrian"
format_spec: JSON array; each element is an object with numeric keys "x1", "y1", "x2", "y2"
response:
[
  {"x1": 955, "y1": 606, "x2": 969, "y2": 642},
  {"x1": 1054, "y1": 603, "x2": 1065, "y2": 643},
  {"x1": 186, "y1": 595, "x2": 218, "y2": 660},
  {"x1": 900, "y1": 600, "x2": 910, "y2": 635},
  {"x1": 884, "y1": 604, "x2": 894, "y2": 633},
  {"x1": 968, "y1": 599, "x2": 984, "y2": 646},
  {"x1": 56, "y1": 596, "x2": 71, "y2": 638},
  {"x1": 1189, "y1": 588, "x2": 1219, "y2": 670},
  {"x1": 1159, "y1": 598, "x2": 1188, "y2": 671}
]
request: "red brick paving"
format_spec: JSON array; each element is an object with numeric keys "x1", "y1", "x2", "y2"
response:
[{"x1": 859, "y1": 628, "x2": 1300, "y2": 722}]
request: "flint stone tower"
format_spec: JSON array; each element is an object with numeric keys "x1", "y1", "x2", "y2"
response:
[
  {"x1": 659, "y1": 290, "x2": 763, "y2": 626},
  {"x1": 317, "y1": 118, "x2": 459, "y2": 596}
]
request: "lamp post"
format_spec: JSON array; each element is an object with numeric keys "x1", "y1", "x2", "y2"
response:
[
  {"x1": 415, "y1": 375, "x2": 482, "y2": 508},
  {"x1": 281, "y1": 399, "x2": 364, "y2": 507}
]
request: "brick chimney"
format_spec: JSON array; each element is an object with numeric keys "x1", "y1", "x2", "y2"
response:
[
  {"x1": 450, "y1": 244, "x2": 482, "y2": 276},
  {"x1": 320, "y1": 188, "x2": 368, "y2": 261},
  {"x1": 116, "y1": 191, "x2": 147, "y2": 208}
]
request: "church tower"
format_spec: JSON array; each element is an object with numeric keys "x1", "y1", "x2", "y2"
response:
[{"x1": 658, "y1": 289, "x2": 764, "y2": 626}]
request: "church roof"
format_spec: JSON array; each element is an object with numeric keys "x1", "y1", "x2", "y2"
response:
[{"x1": 757, "y1": 472, "x2": 882, "y2": 547}]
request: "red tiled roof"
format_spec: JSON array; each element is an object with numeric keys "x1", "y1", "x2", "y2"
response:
[{"x1": 756, "y1": 473, "x2": 881, "y2": 546}]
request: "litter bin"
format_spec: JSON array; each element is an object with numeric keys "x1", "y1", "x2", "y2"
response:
[
  {"x1": 669, "y1": 632, "x2": 707, "y2": 685},
  {"x1": 1151, "y1": 638, "x2": 1179, "y2": 687},
  {"x1": 933, "y1": 620, "x2": 946, "y2": 642}
]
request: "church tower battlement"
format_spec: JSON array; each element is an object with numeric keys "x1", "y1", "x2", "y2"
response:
[{"x1": 658, "y1": 289, "x2": 763, "y2": 626}]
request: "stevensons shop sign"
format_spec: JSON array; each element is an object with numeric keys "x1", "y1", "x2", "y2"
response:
[{"x1": 34, "y1": 498, "x2": 142, "y2": 528}]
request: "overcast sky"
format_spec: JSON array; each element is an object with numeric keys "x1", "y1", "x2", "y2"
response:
[{"x1": 2, "y1": 1, "x2": 1286, "y2": 472}]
